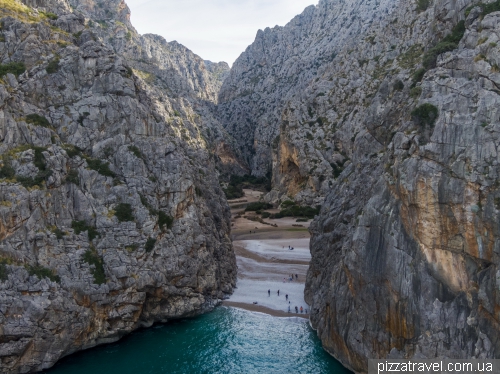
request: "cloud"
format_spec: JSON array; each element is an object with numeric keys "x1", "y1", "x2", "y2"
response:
[{"x1": 125, "y1": 0, "x2": 317, "y2": 65}]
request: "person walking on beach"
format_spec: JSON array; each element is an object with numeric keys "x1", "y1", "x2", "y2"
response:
[
  {"x1": 300, "y1": 306, "x2": 303, "y2": 313},
  {"x1": 285, "y1": 294, "x2": 288, "y2": 301},
  {"x1": 295, "y1": 274, "x2": 298, "y2": 280},
  {"x1": 268, "y1": 289, "x2": 270, "y2": 296},
  {"x1": 288, "y1": 305, "x2": 291, "y2": 313},
  {"x1": 277, "y1": 290, "x2": 280, "y2": 296},
  {"x1": 295, "y1": 306, "x2": 298, "y2": 313}
]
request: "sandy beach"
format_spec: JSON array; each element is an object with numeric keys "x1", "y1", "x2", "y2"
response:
[{"x1": 224, "y1": 190, "x2": 311, "y2": 318}]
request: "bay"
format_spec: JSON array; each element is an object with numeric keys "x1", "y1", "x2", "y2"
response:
[{"x1": 43, "y1": 307, "x2": 350, "y2": 374}]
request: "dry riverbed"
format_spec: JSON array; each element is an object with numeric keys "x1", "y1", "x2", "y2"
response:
[{"x1": 223, "y1": 190, "x2": 311, "y2": 318}]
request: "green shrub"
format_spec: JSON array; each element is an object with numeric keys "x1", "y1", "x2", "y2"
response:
[
  {"x1": 128, "y1": 145, "x2": 143, "y2": 159},
  {"x1": 26, "y1": 264, "x2": 60, "y2": 283},
  {"x1": 272, "y1": 202, "x2": 320, "y2": 219},
  {"x1": 52, "y1": 227, "x2": 66, "y2": 240},
  {"x1": 16, "y1": 147, "x2": 52, "y2": 188},
  {"x1": 145, "y1": 237, "x2": 156, "y2": 252},
  {"x1": 0, "y1": 263, "x2": 7, "y2": 281},
  {"x1": 82, "y1": 249, "x2": 106, "y2": 285},
  {"x1": 393, "y1": 80, "x2": 405, "y2": 91},
  {"x1": 330, "y1": 158, "x2": 349, "y2": 179},
  {"x1": 412, "y1": 68, "x2": 426, "y2": 85},
  {"x1": 158, "y1": 211, "x2": 173, "y2": 230},
  {"x1": 261, "y1": 211, "x2": 271, "y2": 218},
  {"x1": 114, "y1": 203, "x2": 134, "y2": 222},
  {"x1": 26, "y1": 114, "x2": 51, "y2": 128},
  {"x1": 33, "y1": 147, "x2": 47, "y2": 170},
  {"x1": 65, "y1": 169, "x2": 79, "y2": 185},
  {"x1": 86, "y1": 158, "x2": 116, "y2": 177},
  {"x1": 281, "y1": 200, "x2": 296, "y2": 208},
  {"x1": 139, "y1": 193, "x2": 158, "y2": 215},
  {"x1": 416, "y1": 0, "x2": 431, "y2": 12},
  {"x1": 411, "y1": 103, "x2": 439, "y2": 127},
  {"x1": 0, "y1": 156, "x2": 15, "y2": 179},
  {"x1": 64, "y1": 145, "x2": 84, "y2": 158},
  {"x1": 46, "y1": 57, "x2": 60, "y2": 74},
  {"x1": 422, "y1": 21, "x2": 465, "y2": 70},
  {"x1": 71, "y1": 220, "x2": 99, "y2": 240},
  {"x1": 42, "y1": 11, "x2": 58, "y2": 20},
  {"x1": 126, "y1": 243, "x2": 139, "y2": 252},
  {"x1": 223, "y1": 184, "x2": 244, "y2": 199},
  {"x1": 224, "y1": 174, "x2": 271, "y2": 199},
  {"x1": 245, "y1": 202, "x2": 272, "y2": 212},
  {"x1": 410, "y1": 86, "x2": 423, "y2": 99},
  {"x1": 468, "y1": 1, "x2": 500, "y2": 17},
  {"x1": 77, "y1": 112, "x2": 90, "y2": 125},
  {"x1": 126, "y1": 31, "x2": 132, "y2": 41},
  {"x1": 0, "y1": 62, "x2": 26, "y2": 77}
]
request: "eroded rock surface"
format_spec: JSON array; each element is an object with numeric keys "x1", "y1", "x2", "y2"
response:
[
  {"x1": 220, "y1": 0, "x2": 500, "y2": 371},
  {"x1": 0, "y1": 0, "x2": 236, "y2": 372}
]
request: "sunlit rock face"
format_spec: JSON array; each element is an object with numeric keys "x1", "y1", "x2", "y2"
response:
[
  {"x1": 220, "y1": 0, "x2": 500, "y2": 371},
  {"x1": 0, "y1": 0, "x2": 236, "y2": 372}
]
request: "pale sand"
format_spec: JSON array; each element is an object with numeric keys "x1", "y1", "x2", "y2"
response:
[
  {"x1": 240, "y1": 239, "x2": 311, "y2": 262},
  {"x1": 226, "y1": 191, "x2": 312, "y2": 318},
  {"x1": 222, "y1": 301, "x2": 309, "y2": 319}
]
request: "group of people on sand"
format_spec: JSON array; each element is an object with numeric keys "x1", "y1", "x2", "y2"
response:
[
  {"x1": 287, "y1": 305, "x2": 306, "y2": 314},
  {"x1": 283, "y1": 274, "x2": 298, "y2": 282},
  {"x1": 267, "y1": 288, "x2": 307, "y2": 314},
  {"x1": 282, "y1": 245, "x2": 295, "y2": 250}
]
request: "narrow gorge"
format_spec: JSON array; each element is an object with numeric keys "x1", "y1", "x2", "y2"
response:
[{"x1": 1, "y1": 0, "x2": 500, "y2": 372}]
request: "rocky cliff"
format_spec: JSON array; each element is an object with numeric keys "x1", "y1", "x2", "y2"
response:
[
  {"x1": 0, "y1": 0, "x2": 236, "y2": 372},
  {"x1": 221, "y1": 0, "x2": 500, "y2": 371}
]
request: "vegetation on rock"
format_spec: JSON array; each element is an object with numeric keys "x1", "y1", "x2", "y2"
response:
[
  {"x1": 26, "y1": 113, "x2": 51, "y2": 128},
  {"x1": 26, "y1": 264, "x2": 60, "y2": 283},
  {"x1": 158, "y1": 211, "x2": 174, "y2": 230},
  {"x1": 411, "y1": 103, "x2": 439, "y2": 127},
  {"x1": 145, "y1": 237, "x2": 156, "y2": 252},
  {"x1": 0, "y1": 62, "x2": 26, "y2": 77},
  {"x1": 114, "y1": 203, "x2": 134, "y2": 222},
  {"x1": 422, "y1": 21, "x2": 466, "y2": 70},
  {"x1": 223, "y1": 174, "x2": 271, "y2": 199},
  {"x1": 271, "y1": 201, "x2": 320, "y2": 219},
  {"x1": 82, "y1": 249, "x2": 106, "y2": 285},
  {"x1": 86, "y1": 158, "x2": 116, "y2": 178},
  {"x1": 71, "y1": 220, "x2": 99, "y2": 241},
  {"x1": 245, "y1": 202, "x2": 273, "y2": 212}
]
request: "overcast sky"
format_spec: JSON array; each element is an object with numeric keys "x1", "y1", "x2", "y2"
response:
[{"x1": 125, "y1": 0, "x2": 317, "y2": 65}]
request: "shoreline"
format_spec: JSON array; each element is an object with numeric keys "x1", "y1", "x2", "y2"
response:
[
  {"x1": 227, "y1": 189, "x2": 312, "y2": 319},
  {"x1": 222, "y1": 301, "x2": 310, "y2": 319}
]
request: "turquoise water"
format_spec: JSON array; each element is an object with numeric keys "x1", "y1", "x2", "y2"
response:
[{"x1": 43, "y1": 307, "x2": 350, "y2": 374}]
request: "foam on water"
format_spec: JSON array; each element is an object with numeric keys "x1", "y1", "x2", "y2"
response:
[{"x1": 42, "y1": 307, "x2": 351, "y2": 374}]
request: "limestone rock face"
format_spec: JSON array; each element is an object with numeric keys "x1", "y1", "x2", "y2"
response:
[
  {"x1": 218, "y1": 0, "x2": 401, "y2": 204},
  {"x1": 0, "y1": 1, "x2": 235, "y2": 372},
  {"x1": 221, "y1": 0, "x2": 500, "y2": 371}
]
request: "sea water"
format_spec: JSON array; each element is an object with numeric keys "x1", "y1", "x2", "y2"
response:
[{"x1": 43, "y1": 307, "x2": 350, "y2": 374}]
